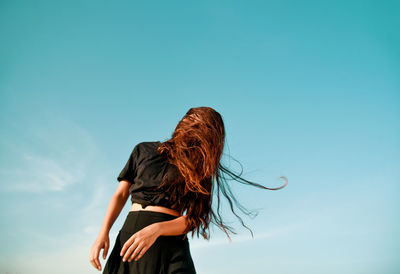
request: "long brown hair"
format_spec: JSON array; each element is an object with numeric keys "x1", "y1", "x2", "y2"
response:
[{"x1": 155, "y1": 107, "x2": 288, "y2": 242}]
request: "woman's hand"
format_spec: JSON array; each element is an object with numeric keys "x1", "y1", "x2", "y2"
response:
[
  {"x1": 90, "y1": 233, "x2": 110, "y2": 271},
  {"x1": 120, "y1": 223, "x2": 161, "y2": 262}
]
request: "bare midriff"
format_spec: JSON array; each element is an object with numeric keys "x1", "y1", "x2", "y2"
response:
[{"x1": 130, "y1": 202, "x2": 181, "y2": 217}]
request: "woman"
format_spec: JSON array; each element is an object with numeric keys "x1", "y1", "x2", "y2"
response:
[{"x1": 90, "y1": 107, "x2": 288, "y2": 273}]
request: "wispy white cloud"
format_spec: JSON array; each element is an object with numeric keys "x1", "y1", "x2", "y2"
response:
[
  {"x1": 7, "y1": 152, "x2": 83, "y2": 192},
  {"x1": 0, "y1": 112, "x2": 99, "y2": 193}
]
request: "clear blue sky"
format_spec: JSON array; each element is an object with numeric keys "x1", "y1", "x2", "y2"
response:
[{"x1": 0, "y1": 1, "x2": 399, "y2": 273}]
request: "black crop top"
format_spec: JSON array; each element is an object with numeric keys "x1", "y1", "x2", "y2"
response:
[{"x1": 117, "y1": 141, "x2": 176, "y2": 209}]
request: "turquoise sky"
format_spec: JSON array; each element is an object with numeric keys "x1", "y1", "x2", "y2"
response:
[{"x1": 0, "y1": 1, "x2": 399, "y2": 273}]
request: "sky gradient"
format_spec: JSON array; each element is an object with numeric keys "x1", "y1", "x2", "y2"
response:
[{"x1": 0, "y1": 1, "x2": 399, "y2": 273}]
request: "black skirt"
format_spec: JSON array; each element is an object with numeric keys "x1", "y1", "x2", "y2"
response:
[{"x1": 102, "y1": 210, "x2": 197, "y2": 274}]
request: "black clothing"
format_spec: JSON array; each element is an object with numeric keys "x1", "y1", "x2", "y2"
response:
[
  {"x1": 106, "y1": 143, "x2": 197, "y2": 273},
  {"x1": 102, "y1": 211, "x2": 197, "y2": 274},
  {"x1": 117, "y1": 141, "x2": 177, "y2": 209}
]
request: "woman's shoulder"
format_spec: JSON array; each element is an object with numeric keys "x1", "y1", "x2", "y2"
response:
[
  {"x1": 133, "y1": 141, "x2": 161, "y2": 157},
  {"x1": 135, "y1": 141, "x2": 160, "y2": 150}
]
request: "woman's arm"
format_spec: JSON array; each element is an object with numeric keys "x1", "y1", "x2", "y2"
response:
[
  {"x1": 98, "y1": 180, "x2": 130, "y2": 235},
  {"x1": 155, "y1": 214, "x2": 189, "y2": 237},
  {"x1": 90, "y1": 180, "x2": 130, "y2": 271}
]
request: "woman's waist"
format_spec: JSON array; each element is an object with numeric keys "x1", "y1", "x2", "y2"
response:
[{"x1": 130, "y1": 202, "x2": 181, "y2": 217}]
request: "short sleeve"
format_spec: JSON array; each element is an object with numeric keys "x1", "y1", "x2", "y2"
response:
[{"x1": 117, "y1": 144, "x2": 139, "y2": 184}]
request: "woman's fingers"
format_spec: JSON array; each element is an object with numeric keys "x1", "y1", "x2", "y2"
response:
[
  {"x1": 122, "y1": 239, "x2": 139, "y2": 262},
  {"x1": 120, "y1": 234, "x2": 136, "y2": 257},
  {"x1": 90, "y1": 258, "x2": 98, "y2": 270},
  {"x1": 94, "y1": 247, "x2": 102, "y2": 271},
  {"x1": 90, "y1": 250, "x2": 98, "y2": 270},
  {"x1": 131, "y1": 244, "x2": 148, "y2": 262},
  {"x1": 119, "y1": 233, "x2": 137, "y2": 256},
  {"x1": 103, "y1": 241, "x2": 109, "y2": 259},
  {"x1": 136, "y1": 245, "x2": 150, "y2": 261},
  {"x1": 90, "y1": 247, "x2": 101, "y2": 271},
  {"x1": 128, "y1": 243, "x2": 145, "y2": 262}
]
